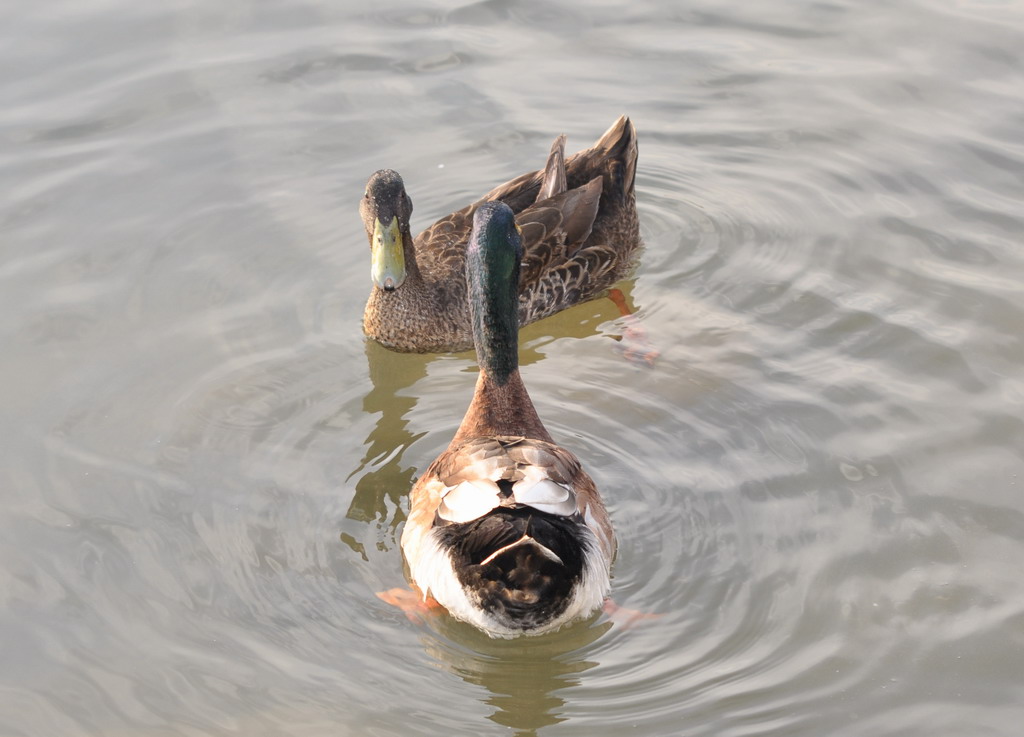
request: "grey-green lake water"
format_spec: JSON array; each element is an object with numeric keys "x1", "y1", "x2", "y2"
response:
[{"x1": 3, "y1": 0, "x2": 1024, "y2": 735}]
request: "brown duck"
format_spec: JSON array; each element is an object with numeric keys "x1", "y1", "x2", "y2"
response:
[
  {"x1": 383, "y1": 202, "x2": 616, "y2": 637},
  {"x1": 360, "y1": 116, "x2": 640, "y2": 353}
]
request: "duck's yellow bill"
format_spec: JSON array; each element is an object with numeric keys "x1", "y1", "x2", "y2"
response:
[{"x1": 371, "y1": 216, "x2": 406, "y2": 291}]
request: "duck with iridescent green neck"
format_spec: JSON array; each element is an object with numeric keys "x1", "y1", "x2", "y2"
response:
[
  {"x1": 359, "y1": 116, "x2": 642, "y2": 355},
  {"x1": 378, "y1": 201, "x2": 616, "y2": 637}
]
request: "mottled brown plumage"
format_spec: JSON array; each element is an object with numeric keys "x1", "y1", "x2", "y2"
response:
[{"x1": 361, "y1": 116, "x2": 640, "y2": 352}]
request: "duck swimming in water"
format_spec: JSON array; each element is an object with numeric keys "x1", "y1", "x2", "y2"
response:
[
  {"x1": 383, "y1": 201, "x2": 616, "y2": 637},
  {"x1": 360, "y1": 116, "x2": 641, "y2": 354}
]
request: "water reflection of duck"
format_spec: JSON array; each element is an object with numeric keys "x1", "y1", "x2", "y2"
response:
[
  {"x1": 423, "y1": 615, "x2": 610, "y2": 735},
  {"x1": 380, "y1": 203, "x2": 616, "y2": 637},
  {"x1": 359, "y1": 116, "x2": 640, "y2": 353}
]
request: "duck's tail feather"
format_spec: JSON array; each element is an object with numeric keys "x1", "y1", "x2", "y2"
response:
[
  {"x1": 562, "y1": 115, "x2": 637, "y2": 207},
  {"x1": 441, "y1": 508, "x2": 586, "y2": 628},
  {"x1": 594, "y1": 115, "x2": 638, "y2": 201},
  {"x1": 536, "y1": 134, "x2": 567, "y2": 203}
]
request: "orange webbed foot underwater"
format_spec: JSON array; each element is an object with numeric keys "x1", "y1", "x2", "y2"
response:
[
  {"x1": 607, "y1": 288, "x2": 659, "y2": 368},
  {"x1": 377, "y1": 585, "x2": 445, "y2": 624},
  {"x1": 602, "y1": 598, "x2": 664, "y2": 629}
]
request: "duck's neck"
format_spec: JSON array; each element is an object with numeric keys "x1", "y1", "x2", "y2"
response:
[
  {"x1": 363, "y1": 224, "x2": 440, "y2": 350},
  {"x1": 399, "y1": 224, "x2": 423, "y2": 283},
  {"x1": 451, "y1": 369, "x2": 553, "y2": 446},
  {"x1": 468, "y1": 230, "x2": 520, "y2": 383},
  {"x1": 452, "y1": 233, "x2": 552, "y2": 445}
]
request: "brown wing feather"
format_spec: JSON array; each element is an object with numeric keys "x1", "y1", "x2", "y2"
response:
[
  {"x1": 404, "y1": 436, "x2": 613, "y2": 560},
  {"x1": 413, "y1": 207, "x2": 473, "y2": 279},
  {"x1": 416, "y1": 436, "x2": 591, "y2": 505},
  {"x1": 536, "y1": 134, "x2": 567, "y2": 202},
  {"x1": 516, "y1": 177, "x2": 603, "y2": 287},
  {"x1": 519, "y1": 243, "x2": 621, "y2": 326},
  {"x1": 411, "y1": 117, "x2": 635, "y2": 287}
]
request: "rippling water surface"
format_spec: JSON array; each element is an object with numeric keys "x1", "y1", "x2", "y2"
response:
[{"x1": 3, "y1": 0, "x2": 1024, "y2": 735}]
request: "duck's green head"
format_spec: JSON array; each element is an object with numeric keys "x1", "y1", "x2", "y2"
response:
[
  {"x1": 360, "y1": 169, "x2": 413, "y2": 292},
  {"x1": 466, "y1": 202, "x2": 523, "y2": 383}
]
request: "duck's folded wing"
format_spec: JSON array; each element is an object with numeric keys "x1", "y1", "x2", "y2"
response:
[
  {"x1": 517, "y1": 176, "x2": 603, "y2": 287},
  {"x1": 429, "y1": 436, "x2": 585, "y2": 522}
]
